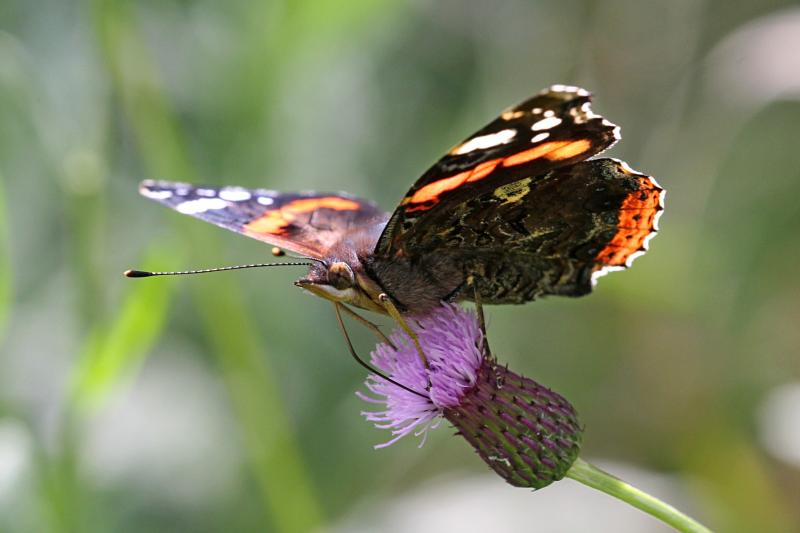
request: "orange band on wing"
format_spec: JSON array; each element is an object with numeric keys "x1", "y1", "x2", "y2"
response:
[
  {"x1": 542, "y1": 139, "x2": 593, "y2": 161},
  {"x1": 244, "y1": 196, "x2": 361, "y2": 236},
  {"x1": 467, "y1": 158, "x2": 503, "y2": 182},
  {"x1": 405, "y1": 140, "x2": 593, "y2": 211},
  {"x1": 594, "y1": 177, "x2": 663, "y2": 267},
  {"x1": 407, "y1": 158, "x2": 501, "y2": 206},
  {"x1": 501, "y1": 141, "x2": 567, "y2": 166},
  {"x1": 501, "y1": 139, "x2": 591, "y2": 167},
  {"x1": 281, "y1": 197, "x2": 361, "y2": 212},
  {"x1": 616, "y1": 208, "x2": 658, "y2": 230}
]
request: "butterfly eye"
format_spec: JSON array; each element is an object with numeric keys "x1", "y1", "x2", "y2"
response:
[{"x1": 328, "y1": 262, "x2": 355, "y2": 290}]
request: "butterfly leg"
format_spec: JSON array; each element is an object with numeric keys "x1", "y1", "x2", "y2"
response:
[
  {"x1": 467, "y1": 275, "x2": 492, "y2": 359},
  {"x1": 338, "y1": 304, "x2": 396, "y2": 350},
  {"x1": 333, "y1": 303, "x2": 426, "y2": 398},
  {"x1": 378, "y1": 293, "x2": 430, "y2": 369}
]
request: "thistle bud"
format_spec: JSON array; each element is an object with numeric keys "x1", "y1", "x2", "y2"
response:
[
  {"x1": 444, "y1": 360, "x2": 581, "y2": 488},
  {"x1": 358, "y1": 303, "x2": 582, "y2": 489}
]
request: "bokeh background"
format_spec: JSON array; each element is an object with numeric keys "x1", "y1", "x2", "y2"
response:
[{"x1": 1, "y1": 1, "x2": 799, "y2": 531}]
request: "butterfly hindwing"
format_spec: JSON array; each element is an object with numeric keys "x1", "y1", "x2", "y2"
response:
[
  {"x1": 139, "y1": 181, "x2": 386, "y2": 259},
  {"x1": 375, "y1": 85, "x2": 620, "y2": 258},
  {"x1": 439, "y1": 159, "x2": 661, "y2": 298}
]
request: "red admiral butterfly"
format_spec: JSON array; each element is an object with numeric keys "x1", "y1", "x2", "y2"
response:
[{"x1": 131, "y1": 85, "x2": 663, "y2": 322}]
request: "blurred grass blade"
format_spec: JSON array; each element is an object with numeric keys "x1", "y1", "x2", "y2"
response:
[
  {"x1": 69, "y1": 243, "x2": 178, "y2": 410},
  {"x1": 192, "y1": 270, "x2": 324, "y2": 532},
  {"x1": 89, "y1": 1, "x2": 325, "y2": 530}
]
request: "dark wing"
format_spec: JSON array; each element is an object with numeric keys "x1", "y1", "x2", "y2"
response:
[
  {"x1": 387, "y1": 158, "x2": 664, "y2": 303},
  {"x1": 139, "y1": 180, "x2": 386, "y2": 259},
  {"x1": 376, "y1": 85, "x2": 620, "y2": 258}
]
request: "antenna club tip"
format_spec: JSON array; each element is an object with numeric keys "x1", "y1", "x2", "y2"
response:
[{"x1": 124, "y1": 269, "x2": 151, "y2": 278}]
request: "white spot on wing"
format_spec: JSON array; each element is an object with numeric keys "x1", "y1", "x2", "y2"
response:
[
  {"x1": 581, "y1": 102, "x2": 598, "y2": 116},
  {"x1": 569, "y1": 101, "x2": 603, "y2": 125},
  {"x1": 452, "y1": 129, "x2": 517, "y2": 155},
  {"x1": 257, "y1": 196, "x2": 274, "y2": 206},
  {"x1": 549, "y1": 84, "x2": 589, "y2": 96},
  {"x1": 501, "y1": 110, "x2": 525, "y2": 120},
  {"x1": 176, "y1": 198, "x2": 228, "y2": 214},
  {"x1": 219, "y1": 189, "x2": 251, "y2": 201},
  {"x1": 196, "y1": 188, "x2": 216, "y2": 197},
  {"x1": 141, "y1": 189, "x2": 172, "y2": 200},
  {"x1": 531, "y1": 117, "x2": 562, "y2": 131},
  {"x1": 543, "y1": 109, "x2": 555, "y2": 118},
  {"x1": 531, "y1": 132, "x2": 550, "y2": 143}
]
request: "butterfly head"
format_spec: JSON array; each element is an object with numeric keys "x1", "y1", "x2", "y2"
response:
[{"x1": 295, "y1": 259, "x2": 386, "y2": 314}]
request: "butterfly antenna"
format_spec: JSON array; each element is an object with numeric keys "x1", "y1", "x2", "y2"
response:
[{"x1": 124, "y1": 262, "x2": 312, "y2": 278}]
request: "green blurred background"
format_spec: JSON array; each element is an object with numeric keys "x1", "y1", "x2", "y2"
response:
[{"x1": 1, "y1": 1, "x2": 799, "y2": 531}]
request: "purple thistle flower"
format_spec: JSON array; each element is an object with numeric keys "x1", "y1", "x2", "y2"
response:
[
  {"x1": 357, "y1": 303, "x2": 484, "y2": 448},
  {"x1": 359, "y1": 303, "x2": 582, "y2": 489}
]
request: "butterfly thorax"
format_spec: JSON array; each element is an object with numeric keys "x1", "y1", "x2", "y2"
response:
[{"x1": 365, "y1": 253, "x2": 466, "y2": 313}]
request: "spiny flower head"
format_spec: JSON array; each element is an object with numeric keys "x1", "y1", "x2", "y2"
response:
[{"x1": 358, "y1": 303, "x2": 583, "y2": 489}]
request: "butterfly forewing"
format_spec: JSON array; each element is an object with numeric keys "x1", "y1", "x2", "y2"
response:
[
  {"x1": 375, "y1": 85, "x2": 620, "y2": 258},
  {"x1": 139, "y1": 181, "x2": 386, "y2": 259}
]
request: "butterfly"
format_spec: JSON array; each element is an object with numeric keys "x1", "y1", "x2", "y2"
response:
[{"x1": 134, "y1": 85, "x2": 663, "y2": 319}]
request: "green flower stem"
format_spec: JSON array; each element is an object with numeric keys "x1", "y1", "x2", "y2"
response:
[{"x1": 566, "y1": 458, "x2": 712, "y2": 533}]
